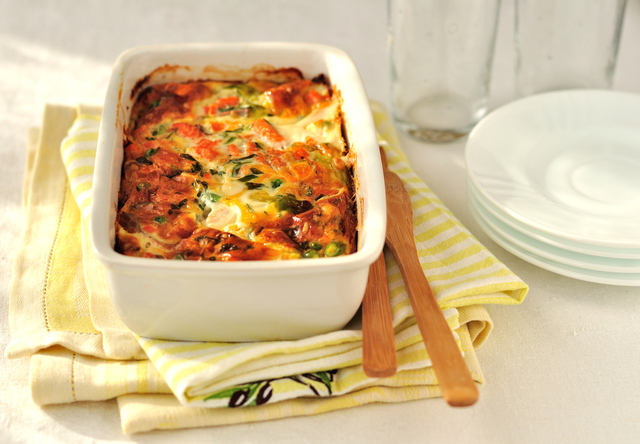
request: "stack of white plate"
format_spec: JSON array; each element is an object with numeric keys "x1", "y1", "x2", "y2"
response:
[{"x1": 465, "y1": 90, "x2": 640, "y2": 286}]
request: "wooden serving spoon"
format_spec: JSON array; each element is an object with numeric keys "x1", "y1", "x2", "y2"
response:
[{"x1": 380, "y1": 147, "x2": 479, "y2": 407}]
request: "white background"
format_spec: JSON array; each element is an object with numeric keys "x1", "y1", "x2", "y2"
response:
[{"x1": 1, "y1": 0, "x2": 640, "y2": 442}]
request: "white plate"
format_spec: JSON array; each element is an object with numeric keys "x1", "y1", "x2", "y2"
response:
[
  {"x1": 467, "y1": 178, "x2": 640, "y2": 259},
  {"x1": 466, "y1": 90, "x2": 640, "y2": 249},
  {"x1": 468, "y1": 198, "x2": 640, "y2": 286},
  {"x1": 468, "y1": 190, "x2": 640, "y2": 273}
]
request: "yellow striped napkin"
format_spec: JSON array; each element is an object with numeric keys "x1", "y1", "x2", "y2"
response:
[
  {"x1": 7, "y1": 103, "x2": 528, "y2": 433},
  {"x1": 59, "y1": 106, "x2": 101, "y2": 221},
  {"x1": 135, "y1": 102, "x2": 527, "y2": 409}
]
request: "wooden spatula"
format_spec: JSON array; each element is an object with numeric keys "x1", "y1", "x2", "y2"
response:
[
  {"x1": 362, "y1": 147, "x2": 398, "y2": 378},
  {"x1": 362, "y1": 250, "x2": 397, "y2": 378},
  {"x1": 381, "y1": 147, "x2": 479, "y2": 407}
]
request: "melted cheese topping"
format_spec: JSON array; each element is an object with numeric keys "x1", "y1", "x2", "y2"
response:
[{"x1": 115, "y1": 73, "x2": 357, "y2": 261}]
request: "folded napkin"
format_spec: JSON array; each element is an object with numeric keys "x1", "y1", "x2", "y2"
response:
[{"x1": 6, "y1": 103, "x2": 527, "y2": 433}]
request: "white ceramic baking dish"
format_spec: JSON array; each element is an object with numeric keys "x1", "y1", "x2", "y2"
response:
[{"x1": 91, "y1": 43, "x2": 386, "y2": 342}]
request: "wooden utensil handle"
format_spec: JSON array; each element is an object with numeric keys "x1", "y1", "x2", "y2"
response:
[
  {"x1": 362, "y1": 251, "x2": 398, "y2": 378},
  {"x1": 389, "y1": 241, "x2": 479, "y2": 407}
]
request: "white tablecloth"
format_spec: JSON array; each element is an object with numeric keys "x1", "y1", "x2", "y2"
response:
[{"x1": 2, "y1": 0, "x2": 640, "y2": 442}]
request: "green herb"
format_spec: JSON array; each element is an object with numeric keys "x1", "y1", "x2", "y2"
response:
[
  {"x1": 308, "y1": 242, "x2": 322, "y2": 251},
  {"x1": 194, "y1": 180, "x2": 208, "y2": 190},
  {"x1": 275, "y1": 194, "x2": 313, "y2": 215},
  {"x1": 245, "y1": 203, "x2": 255, "y2": 213},
  {"x1": 136, "y1": 182, "x2": 150, "y2": 191},
  {"x1": 228, "y1": 154, "x2": 257, "y2": 177},
  {"x1": 135, "y1": 156, "x2": 153, "y2": 165},
  {"x1": 149, "y1": 99, "x2": 161, "y2": 108},
  {"x1": 204, "y1": 192, "x2": 222, "y2": 203},
  {"x1": 250, "y1": 168, "x2": 263, "y2": 175},
  {"x1": 151, "y1": 125, "x2": 167, "y2": 136},
  {"x1": 227, "y1": 154, "x2": 256, "y2": 164},
  {"x1": 223, "y1": 83, "x2": 259, "y2": 96},
  {"x1": 247, "y1": 105, "x2": 268, "y2": 118},
  {"x1": 190, "y1": 162, "x2": 202, "y2": 173},
  {"x1": 180, "y1": 153, "x2": 196, "y2": 161},
  {"x1": 153, "y1": 216, "x2": 167, "y2": 224},
  {"x1": 324, "y1": 241, "x2": 346, "y2": 257},
  {"x1": 165, "y1": 167, "x2": 182, "y2": 179},
  {"x1": 173, "y1": 254, "x2": 184, "y2": 260},
  {"x1": 271, "y1": 178, "x2": 283, "y2": 189},
  {"x1": 225, "y1": 136, "x2": 237, "y2": 144},
  {"x1": 218, "y1": 105, "x2": 238, "y2": 113},
  {"x1": 171, "y1": 199, "x2": 188, "y2": 210},
  {"x1": 310, "y1": 151, "x2": 348, "y2": 184},
  {"x1": 251, "y1": 193, "x2": 277, "y2": 202},
  {"x1": 238, "y1": 174, "x2": 259, "y2": 183},
  {"x1": 145, "y1": 148, "x2": 159, "y2": 158},
  {"x1": 245, "y1": 183, "x2": 264, "y2": 190}
]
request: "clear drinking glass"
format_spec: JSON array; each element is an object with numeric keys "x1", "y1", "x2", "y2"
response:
[
  {"x1": 515, "y1": 0, "x2": 627, "y2": 98},
  {"x1": 388, "y1": 0, "x2": 502, "y2": 143}
]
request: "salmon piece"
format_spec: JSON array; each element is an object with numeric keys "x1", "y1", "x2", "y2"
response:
[
  {"x1": 204, "y1": 96, "x2": 240, "y2": 115},
  {"x1": 245, "y1": 141, "x2": 261, "y2": 154},
  {"x1": 209, "y1": 121, "x2": 226, "y2": 132},
  {"x1": 304, "y1": 89, "x2": 328, "y2": 106},
  {"x1": 291, "y1": 145, "x2": 310, "y2": 161},
  {"x1": 194, "y1": 139, "x2": 221, "y2": 161},
  {"x1": 268, "y1": 154, "x2": 287, "y2": 170},
  {"x1": 262, "y1": 79, "x2": 329, "y2": 117},
  {"x1": 214, "y1": 96, "x2": 240, "y2": 109},
  {"x1": 174, "y1": 83, "x2": 200, "y2": 96},
  {"x1": 172, "y1": 122, "x2": 202, "y2": 140},
  {"x1": 227, "y1": 144, "x2": 241, "y2": 156},
  {"x1": 290, "y1": 162, "x2": 314, "y2": 180},
  {"x1": 252, "y1": 119, "x2": 285, "y2": 143}
]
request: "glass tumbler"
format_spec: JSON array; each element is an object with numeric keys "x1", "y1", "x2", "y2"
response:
[
  {"x1": 515, "y1": 0, "x2": 627, "y2": 97},
  {"x1": 388, "y1": 0, "x2": 502, "y2": 143}
]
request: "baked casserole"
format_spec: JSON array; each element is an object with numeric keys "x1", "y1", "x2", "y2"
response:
[{"x1": 116, "y1": 69, "x2": 357, "y2": 261}]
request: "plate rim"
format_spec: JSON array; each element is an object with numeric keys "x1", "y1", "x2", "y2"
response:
[
  {"x1": 468, "y1": 190, "x2": 640, "y2": 273},
  {"x1": 467, "y1": 178, "x2": 640, "y2": 259},
  {"x1": 468, "y1": 197, "x2": 640, "y2": 286}
]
